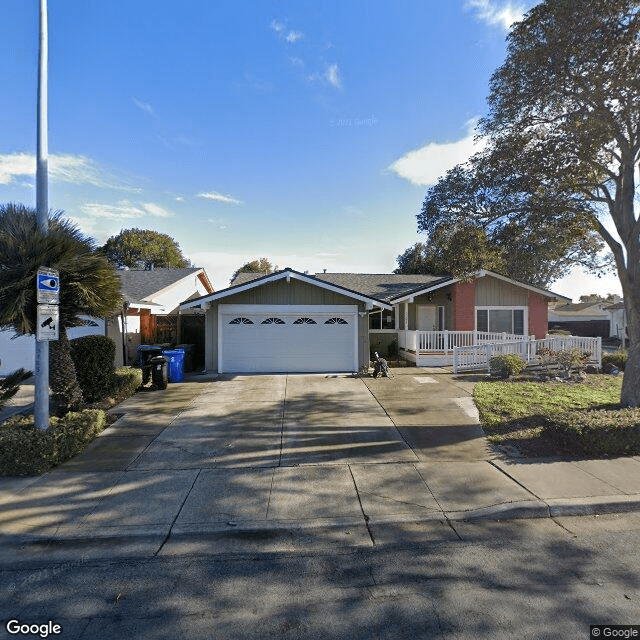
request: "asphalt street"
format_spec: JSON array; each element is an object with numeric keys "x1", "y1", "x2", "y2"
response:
[{"x1": 1, "y1": 514, "x2": 640, "y2": 640}]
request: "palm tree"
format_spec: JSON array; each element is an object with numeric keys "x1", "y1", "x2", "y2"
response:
[{"x1": 0, "y1": 203, "x2": 122, "y2": 415}]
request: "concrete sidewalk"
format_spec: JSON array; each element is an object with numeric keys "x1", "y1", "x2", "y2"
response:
[{"x1": 1, "y1": 371, "x2": 640, "y2": 559}]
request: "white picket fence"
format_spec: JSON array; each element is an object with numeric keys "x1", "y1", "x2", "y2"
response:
[{"x1": 452, "y1": 335, "x2": 602, "y2": 373}]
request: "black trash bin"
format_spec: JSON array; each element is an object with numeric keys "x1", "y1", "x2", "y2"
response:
[
  {"x1": 150, "y1": 355, "x2": 168, "y2": 390},
  {"x1": 137, "y1": 345, "x2": 163, "y2": 384}
]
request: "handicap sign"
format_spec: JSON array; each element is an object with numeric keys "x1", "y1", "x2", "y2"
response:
[{"x1": 37, "y1": 267, "x2": 60, "y2": 304}]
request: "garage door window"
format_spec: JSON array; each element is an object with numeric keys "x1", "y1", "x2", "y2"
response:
[
  {"x1": 293, "y1": 317, "x2": 317, "y2": 324},
  {"x1": 325, "y1": 317, "x2": 348, "y2": 324},
  {"x1": 229, "y1": 317, "x2": 254, "y2": 325},
  {"x1": 261, "y1": 317, "x2": 285, "y2": 324}
]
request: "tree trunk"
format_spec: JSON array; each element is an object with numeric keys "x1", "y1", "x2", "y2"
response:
[
  {"x1": 49, "y1": 329, "x2": 83, "y2": 416},
  {"x1": 620, "y1": 279, "x2": 639, "y2": 407}
]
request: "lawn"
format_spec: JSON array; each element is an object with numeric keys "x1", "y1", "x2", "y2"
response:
[{"x1": 473, "y1": 374, "x2": 640, "y2": 458}]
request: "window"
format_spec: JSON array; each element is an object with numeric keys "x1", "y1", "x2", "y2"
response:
[
  {"x1": 229, "y1": 317, "x2": 254, "y2": 325},
  {"x1": 261, "y1": 317, "x2": 285, "y2": 324},
  {"x1": 325, "y1": 317, "x2": 348, "y2": 325},
  {"x1": 476, "y1": 308, "x2": 526, "y2": 335},
  {"x1": 369, "y1": 309, "x2": 395, "y2": 330},
  {"x1": 293, "y1": 317, "x2": 316, "y2": 324}
]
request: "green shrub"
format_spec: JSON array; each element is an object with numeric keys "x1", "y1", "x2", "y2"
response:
[
  {"x1": 107, "y1": 367, "x2": 143, "y2": 404},
  {"x1": 602, "y1": 351, "x2": 627, "y2": 372},
  {"x1": 50, "y1": 331, "x2": 83, "y2": 415},
  {"x1": 556, "y1": 348, "x2": 590, "y2": 375},
  {"x1": 548, "y1": 407, "x2": 640, "y2": 456},
  {"x1": 0, "y1": 409, "x2": 106, "y2": 476},
  {"x1": 490, "y1": 354, "x2": 527, "y2": 379},
  {"x1": 70, "y1": 335, "x2": 117, "y2": 402}
]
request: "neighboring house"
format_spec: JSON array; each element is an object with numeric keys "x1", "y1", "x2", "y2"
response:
[
  {"x1": 0, "y1": 267, "x2": 213, "y2": 375},
  {"x1": 604, "y1": 301, "x2": 627, "y2": 342},
  {"x1": 547, "y1": 301, "x2": 612, "y2": 337},
  {"x1": 180, "y1": 267, "x2": 569, "y2": 373},
  {"x1": 112, "y1": 267, "x2": 213, "y2": 367}
]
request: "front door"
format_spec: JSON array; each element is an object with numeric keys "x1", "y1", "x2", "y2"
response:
[{"x1": 417, "y1": 305, "x2": 437, "y2": 331}]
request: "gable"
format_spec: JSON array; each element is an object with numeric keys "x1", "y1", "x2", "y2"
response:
[
  {"x1": 220, "y1": 278, "x2": 359, "y2": 306},
  {"x1": 475, "y1": 275, "x2": 529, "y2": 306}
]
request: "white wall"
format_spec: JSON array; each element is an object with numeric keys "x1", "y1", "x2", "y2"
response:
[
  {"x1": 0, "y1": 316, "x2": 105, "y2": 376},
  {"x1": 0, "y1": 332, "x2": 36, "y2": 376}
]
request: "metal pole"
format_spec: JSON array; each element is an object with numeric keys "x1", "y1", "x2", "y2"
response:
[{"x1": 34, "y1": 0, "x2": 49, "y2": 430}]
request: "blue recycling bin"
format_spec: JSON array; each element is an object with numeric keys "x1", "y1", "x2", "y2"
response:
[{"x1": 162, "y1": 349, "x2": 185, "y2": 383}]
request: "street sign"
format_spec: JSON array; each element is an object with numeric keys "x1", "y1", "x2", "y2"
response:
[
  {"x1": 36, "y1": 304, "x2": 59, "y2": 341},
  {"x1": 37, "y1": 267, "x2": 60, "y2": 304}
]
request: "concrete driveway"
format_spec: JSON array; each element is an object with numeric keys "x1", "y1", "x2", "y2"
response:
[
  {"x1": 120, "y1": 370, "x2": 489, "y2": 471},
  {"x1": 4, "y1": 370, "x2": 640, "y2": 558}
]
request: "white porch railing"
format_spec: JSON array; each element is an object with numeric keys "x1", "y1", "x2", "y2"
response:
[
  {"x1": 452, "y1": 336, "x2": 602, "y2": 373},
  {"x1": 398, "y1": 330, "x2": 530, "y2": 367}
]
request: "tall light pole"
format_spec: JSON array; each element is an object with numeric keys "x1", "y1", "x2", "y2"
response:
[{"x1": 35, "y1": 0, "x2": 49, "y2": 430}]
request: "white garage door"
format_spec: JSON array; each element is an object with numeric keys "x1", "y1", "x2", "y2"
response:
[{"x1": 219, "y1": 304, "x2": 358, "y2": 373}]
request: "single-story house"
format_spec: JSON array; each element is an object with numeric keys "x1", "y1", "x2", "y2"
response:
[
  {"x1": 111, "y1": 267, "x2": 213, "y2": 367},
  {"x1": 547, "y1": 300, "x2": 614, "y2": 338},
  {"x1": 0, "y1": 267, "x2": 213, "y2": 375},
  {"x1": 180, "y1": 268, "x2": 569, "y2": 374}
]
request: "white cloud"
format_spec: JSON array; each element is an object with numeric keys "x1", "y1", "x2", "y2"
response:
[
  {"x1": 140, "y1": 202, "x2": 172, "y2": 217},
  {"x1": 289, "y1": 57, "x2": 305, "y2": 68},
  {"x1": 285, "y1": 31, "x2": 304, "y2": 43},
  {"x1": 0, "y1": 152, "x2": 137, "y2": 191},
  {"x1": 0, "y1": 153, "x2": 33, "y2": 184},
  {"x1": 465, "y1": 0, "x2": 526, "y2": 30},
  {"x1": 198, "y1": 192, "x2": 243, "y2": 205},
  {"x1": 325, "y1": 63, "x2": 341, "y2": 89},
  {"x1": 271, "y1": 19, "x2": 304, "y2": 44},
  {"x1": 388, "y1": 120, "x2": 486, "y2": 186},
  {"x1": 81, "y1": 200, "x2": 173, "y2": 220},
  {"x1": 132, "y1": 97, "x2": 155, "y2": 116}
]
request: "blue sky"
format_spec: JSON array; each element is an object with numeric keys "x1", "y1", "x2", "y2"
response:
[{"x1": 0, "y1": 0, "x2": 622, "y2": 298}]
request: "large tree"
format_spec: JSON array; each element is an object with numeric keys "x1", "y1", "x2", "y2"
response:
[
  {"x1": 415, "y1": 161, "x2": 608, "y2": 288},
  {"x1": 480, "y1": 0, "x2": 640, "y2": 407},
  {"x1": 102, "y1": 228, "x2": 190, "y2": 270},
  {"x1": 231, "y1": 258, "x2": 274, "y2": 282},
  {"x1": 0, "y1": 203, "x2": 122, "y2": 413},
  {"x1": 418, "y1": 0, "x2": 639, "y2": 406}
]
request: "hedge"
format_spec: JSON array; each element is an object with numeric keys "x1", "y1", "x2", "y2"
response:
[
  {"x1": 0, "y1": 409, "x2": 106, "y2": 476},
  {"x1": 69, "y1": 335, "x2": 116, "y2": 402},
  {"x1": 546, "y1": 407, "x2": 640, "y2": 456}
]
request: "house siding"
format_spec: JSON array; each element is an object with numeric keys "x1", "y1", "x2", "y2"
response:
[
  {"x1": 224, "y1": 278, "x2": 357, "y2": 306},
  {"x1": 475, "y1": 277, "x2": 529, "y2": 306}
]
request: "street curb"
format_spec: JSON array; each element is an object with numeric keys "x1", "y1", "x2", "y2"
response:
[
  {"x1": 444, "y1": 499, "x2": 551, "y2": 522},
  {"x1": 3, "y1": 497, "x2": 640, "y2": 552},
  {"x1": 547, "y1": 494, "x2": 640, "y2": 517}
]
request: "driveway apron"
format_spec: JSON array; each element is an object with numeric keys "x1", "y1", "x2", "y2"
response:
[{"x1": 362, "y1": 369, "x2": 491, "y2": 461}]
